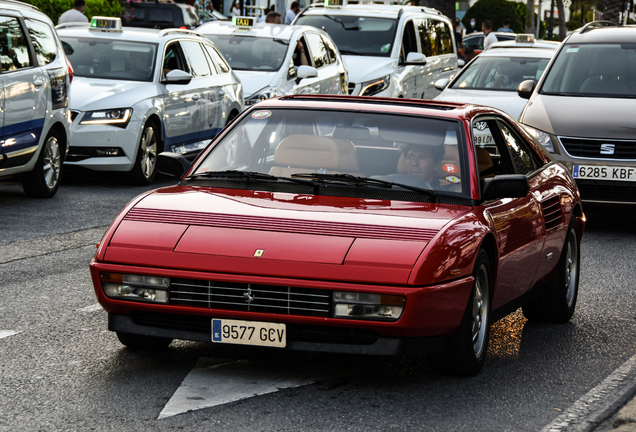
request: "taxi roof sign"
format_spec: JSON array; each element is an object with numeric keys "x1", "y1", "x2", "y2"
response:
[
  {"x1": 325, "y1": 0, "x2": 345, "y2": 7},
  {"x1": 90, "y1": 16, "x2": 122, "y2": 31},
  {"x1": 516, "y1": 33, "x2": 535, "y2": 43},
  {"x1": 232, "y1": 16, "x2": 255, "y2": 28}
]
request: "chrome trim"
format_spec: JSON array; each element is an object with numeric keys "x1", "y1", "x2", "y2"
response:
[{"x1": 558, "y1": 135, "x2": 636, "y2": 162}]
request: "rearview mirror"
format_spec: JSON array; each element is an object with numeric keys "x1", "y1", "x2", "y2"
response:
[
  {"x1": 406, "y1": 52, "x2": 427, "y2": 65},
  {"x1": 434, "y1": 78, "x2": 450, "y2": 91},
  {"x1": 162, "y1": 69, "x2": 193, "y2": 85},
  {"x1": 297, "y1": 65, "x2": 318, "y2": 80},
  {"x1": 480, "y1": 174, "x2": 530, "y2": 202},
  {"x1": 517, "y1": 79, "x2": 536, "y2": 100},
  {"x1": 157, "y1": 152, "x2": 191, "y2": 178}
]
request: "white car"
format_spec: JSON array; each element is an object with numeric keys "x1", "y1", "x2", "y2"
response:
[
  {"x1": 58, "y1": 17, "x2": 243, "y2": 185},
  {"x1": 294, "y1": 4, "x2": 457, "y2": 99},
  {"x1": 434, "y1": 43, "x2": 558, "y2": 120},
  {"x1": 197, "y1": 18, "x2": 348, "y2": 106},
  {"x1": 0, "y1": 0, "x2": 72, "y2": 198}
]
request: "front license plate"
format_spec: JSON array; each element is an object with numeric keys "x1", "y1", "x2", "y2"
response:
[
  {"x1": 573, "y1": 165, "x2": 636, "y2": 182},
  {"x1": 211, "y1": 319, "x2": 286, "y2": 348}
]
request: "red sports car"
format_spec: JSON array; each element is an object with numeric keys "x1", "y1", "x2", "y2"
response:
[{"x1": 90, "y1": 95, "x2": 584, "y2": 376}]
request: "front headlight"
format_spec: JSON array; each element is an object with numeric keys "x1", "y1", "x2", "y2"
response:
[
  {"x1": 359, "y1": 76, "x2": 390, "y2": 96},
  {"x1": 246, "y1": 87, "x2": 277, "y2": 106},
  {"x1": 522, "y1": 124, "x2": 555, "y2": 153},
  {"x1": 101, "y1": 272, "x2": 169, "y2": 304},
  {"x1": 80, "y1": 108, "x2": 132, "y2": 128},
  {"x1": 333, "y1": 291, "x2": 405, "y2": 321}
]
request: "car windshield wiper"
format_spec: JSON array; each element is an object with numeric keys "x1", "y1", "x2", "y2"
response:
[
  {"x1": 189, "y1": 170, "x2": 317, "y2": 186},
  {"x1": 337, "y1": 49, "x2": 365, "y2": 56},
  {"x1": 290, "y1": 173, "x2": 438, "y2": 197}
]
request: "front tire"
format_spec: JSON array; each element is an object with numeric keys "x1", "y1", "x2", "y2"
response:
[
  {"x1": 430, "y1": 249, "x2": 491, "y2": 376},
  {"x1": 116, "y1": 331, "x2": 172, "y2": 350},
  {"x1": 128, "y1": 120, "x2": 159, "y2": 185},
  {"x1": 22, "y1": 129, "x2": 63, "y2": 198},
  {"x1": 523, "y1": 220, "x2": 580, "y2": 323}
]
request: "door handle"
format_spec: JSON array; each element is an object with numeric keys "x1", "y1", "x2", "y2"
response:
[
  {"x1": 33, "y1": 79, "x2": 44, "y2": 87},
  {"x1": 192, "y1": 94, "x2": 201, "y2": 101}
]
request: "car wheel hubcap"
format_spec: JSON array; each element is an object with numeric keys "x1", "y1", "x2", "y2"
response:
[
  {"x1": 471, "y1": 265, "x2": 489, "y2": 358},
  {"x1": 140, "y1": 126, "x2": 157, "y2": 179},
  {"x1": 43, "y1": 136, "x2": 61, "y2": 190},
  {"x1": 565, "y1": 230, "x2": 579, "y2": 307}
]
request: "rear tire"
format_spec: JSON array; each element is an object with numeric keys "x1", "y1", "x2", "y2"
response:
[
  {"x1": 429, "y1": 249, "x2": 491, "y2": 376},
  {"x1": 128, "y1": 120, "x2": 159, "y2": 186},
  {"x1": 522, "y1": 220, "x2": 580, "y2": 323},
  {"x1": 116, "y1": 331, "x2": 172, "y2": 350},
  {"x1": 22, "y1": 129, "x2": 63, "y2": 198}
]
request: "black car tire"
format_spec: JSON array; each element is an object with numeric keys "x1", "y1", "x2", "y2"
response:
[
  {"x1": 429, "y1": 248, "x2": 491, "y2": 376},
  {"x1": 522, "y1": 220, "x2": 580, "y2": 323},
  {"x1": 22, "y1": 129, "x2": 63, "y2": 198},
  {"x1": 128, "y1": 120, "x2": 159, "y2": 186},
  {"x1": 116, "y1": 331, "x2": 173, "y2": 349}
]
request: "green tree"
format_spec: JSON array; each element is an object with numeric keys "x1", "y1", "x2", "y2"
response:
[
  {"x1": 462, "y1": 0, "x2": 524, "y2": 34},
  {"x1": 23, "y1": 0, "x2": 123, "y2": 26}
]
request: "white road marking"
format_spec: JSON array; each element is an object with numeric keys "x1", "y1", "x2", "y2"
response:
[
  {"x1": 541, "y1": 352, "x2": 636, "y2": 431},
  {"x1": 0, "y1": 330, "x2": 21, "y2": 339},
  {"x1": 159, "y1": 357, "x2": 352, "y2": 419},
  {"x1": 76, "y1": 303, "x2": 103, "y2": 313}
]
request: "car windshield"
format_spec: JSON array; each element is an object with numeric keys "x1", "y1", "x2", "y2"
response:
[
  {"x1": 451, "y1": 56, "x2": 549, "y2": 91},
  {"x1": 191, "y1": 109, "x2": 468, "y2": 200},
  {"x1": 205, "y1": 35, "x2": 288, "y2": 71},
  {"x1": 295, "y1": 15, "x2": 397, "y2": 57},
  {"x1": 541, "y1": 43, "x2": 636, "y2": 97},
  {"x1": 60, "y1": 37, "x2": 157, "y2": 82}
]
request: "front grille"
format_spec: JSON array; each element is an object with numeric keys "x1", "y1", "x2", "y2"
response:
[
  {"x1": 170, "y1": 278, "x2": 331, "y2": 318},
  {"x1": 541, "y1": 196, "x2": 563, "y2": 231},
  {"x1": 560, "y1": 137, "x2": 636, "y2": 160},
  {"x1": 130, "y1": 311, "x2": 379, "y2": 345},
  {"x1": 576, "y1": 179, "x2": 636, "y2": 203},
  {"x1": 348, "y1": 83, "x2": 357, "y2": 95}
]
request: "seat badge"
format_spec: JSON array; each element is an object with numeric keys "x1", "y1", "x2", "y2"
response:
[
  {"x1": 600, "y1": 144, "x2": 615, "y2": 155},
  {"x1": 254, "y1": 249, "x2": 265, "y2": 257}
]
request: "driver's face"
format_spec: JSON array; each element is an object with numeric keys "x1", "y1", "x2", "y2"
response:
[{"x1": 406, "y1": 147, "x2": 439, "y2": 183}]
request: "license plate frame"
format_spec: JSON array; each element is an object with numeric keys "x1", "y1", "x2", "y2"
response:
[
  {"x1": 211, "y1": 318, "x2": 286, "y2": 348},
  {"x1": 573, "y1": 165, "x2": 636, "y2": 182}
]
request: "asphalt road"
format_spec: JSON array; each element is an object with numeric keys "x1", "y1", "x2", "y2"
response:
[{"x1": 1, "y1": 173, "x2": 635, "y2": 431}]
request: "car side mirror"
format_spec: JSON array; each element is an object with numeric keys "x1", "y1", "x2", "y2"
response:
[
  {"x1": 517, "y1": 79, "x2": 536, "y2": 100},
  {"x1": 162, "y1": 69, "x2": 193, "y2": 85},
  {"x1": 480, "y1": 174, "x2": 530, "y2": 202},
  {"x1": 405, "y1": 52, "x2": 427, "y2": 65},
  {"x1": 434, "y1": 78, "x2": 450, "y2": 91},
  {"x1": 157, "y1": 152, "x2": 191, "y2": 178},
  {"x1": 458, "y1": 58, "x2": 465, "y2": 68},
  {"x1": 296, "y1": 65, "x2": 318, "y2": 80}
]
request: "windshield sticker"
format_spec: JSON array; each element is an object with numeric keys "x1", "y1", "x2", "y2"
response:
[
  {"x1": 380, "y1": 43, "x2": 391, "y2": 54},
  {"x1": 565, "y1": 46, "x2": 579, "y2": 53},
  {"x1": 443, "y1": 164, "x2": 459, "y2": 174},
  {"x1": 446, "y1": 175, "x2": 461, "y2": 184},
  {"x1": 252, "y1": 110, "x2": 272, "y2": 119}
]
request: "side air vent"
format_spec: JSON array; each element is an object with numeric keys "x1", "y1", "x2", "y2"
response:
[{"x1": 541, "y1": 196, "x2": 563, "y2": 232}]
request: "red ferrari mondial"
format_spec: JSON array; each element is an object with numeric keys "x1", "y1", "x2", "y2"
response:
[{"x1": 90, "y1": 95, "x2": 584, "y2": 376}]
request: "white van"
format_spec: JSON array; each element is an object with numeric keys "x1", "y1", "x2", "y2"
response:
[{"x1": 294, "y1": 4, "x2": 458, "y2": 99}]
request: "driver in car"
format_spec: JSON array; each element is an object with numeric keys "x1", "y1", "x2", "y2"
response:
[
  {"x1": 130, "y1": 51, "x2": 152, "y2": 80},
  {"x1": 404, "y1": 143, "x2": 445, "y2": 188}
]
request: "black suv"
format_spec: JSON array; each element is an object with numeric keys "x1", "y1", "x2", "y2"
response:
[{"x1": 122, "y1": 2, "x2": 199, "y2": 29}]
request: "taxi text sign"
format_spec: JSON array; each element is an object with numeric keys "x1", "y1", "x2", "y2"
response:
[
  {"x1": 325, "y1": 0, "x2": 345, "y2": 6},
  {"x1": 90, "y1": 16, "x2": 122, "y2": 31},
  {"x1": 232, "y1": 16, "x2": 255, "y2": 27}
]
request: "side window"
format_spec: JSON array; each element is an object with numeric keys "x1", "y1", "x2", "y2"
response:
[
  {"x1": 148, "y1": 8, "x2": 174, "y2": 26},
  {"x1": 204, "y1": 44, "x2": 229, "y2": 73},
  {"x1": 497, "y1": 121, "x2": 541, "y2": 175},
  {"x1": 291, "y1": 36, "x2": 311, "y2": 72},
  {"x1": 128, "y1": 8, "x2": 145, "y2": 24},
  {"x1": 400, "y1": 20, "x2": 417, "y2": 64},
  {"x1": 416, "y1": 19, "x2": 432, "y2": 57},
  {"x1": 0, "y1": 16, "x2": 31, "y2": 71},
  {"x1": 200, "y1": 43, "x2": 218, "y2": 75},
  {"x1": 472, "y1": 119, "x2": 502, "y2": 178},
  {"x1": 305, "y1": 33, "x2": 328, "y2": 68},
  {"x1": 181, "y1": 40, "x2": 211, "y2": 77},
  {"x1": 436, "y1": 20, "x2": 454, "y2": 55},
  {"x1": 163, "y1": 42, "x2": 187, "y2": 75},
  {"x1": 322, "y1": 36, "x2": 337, "y2": 65},
  {"x1": 25, "y1": 19, "x2": 57, "y2": 66}
]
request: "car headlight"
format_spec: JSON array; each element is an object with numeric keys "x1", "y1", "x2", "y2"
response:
[
  {"x1": 101, "y1": 272, "x2": 169, "y2": 304},
  {"x1": 522, "y1": 124, "x2": 555, "y2": 153},
  {"x1": 333, "y1": 291, "x2": 405, "y2": 321},
  {"x1": 359, "y1": 76, "x2": 390, "y2": 96},
  {"x1": 80, "y1": 108, "x2": 132, "y2": 128},
  {"x1": 246, "y1": 87, "x2": 277, "y2": 106}
]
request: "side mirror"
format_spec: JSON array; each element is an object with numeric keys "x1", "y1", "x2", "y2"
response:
[
  {"x1": 517, "y1": 79, "x2": 536, "y2": 100},
  {"x1": 157, "y1": 152, "x2": 191, "y2": 178},
  {"x1": 161, "y1": 69, "x2": 193, "y2": 85},
  {"x1": 480, "y1": 174, "x2": 530, "y2": 202},
  {"x1": 458, "y1": 58, "x2": 465, "y2": 68},
  {"x1": 434, "y1": 78, "x2": 450, "y2": 91},
  {"x1": 405, "y1": 52, "x2": 427, "y2": 65},
  {"x1": 297, "y1": 65, "x2": 318, "y2": 80}
]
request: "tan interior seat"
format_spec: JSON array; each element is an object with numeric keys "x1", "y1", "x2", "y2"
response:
[
  {"x1": 269, "y1": 135, "x2": 340, "y2": 177},
  {"x1": 332, "y1": 139, "x2": 361, "y2": 173},
  {"x1": 476, "y1": 146, "x2": 495, "y2": 178}
]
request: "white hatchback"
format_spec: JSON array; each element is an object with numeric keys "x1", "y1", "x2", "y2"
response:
[{"x1": 58, "y1": 17, "x2": 243, "y2": 185}]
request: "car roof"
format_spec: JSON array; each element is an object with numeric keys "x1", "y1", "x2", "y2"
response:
[
  {"x1": 487, "y1": 39, "x2": 560, "y2": 50},
  {"x1": 566, "y1": 22, "x2": 636, "y2": 43},
  {"x1": 0, "y1": 0, "x2": 51, "y2": 20},
  {"x1": 300, "y1": 4, "x2": 444, "y2": 19},
  {"x1": 56, "y1": 23, "x2": 205, "y2": 43},
  {"x1": 197, "y1": 21, "x2": 306, "y2": 40},
  {"x1": 484, "y1": 45, "x2": 560, "y2": 57}
]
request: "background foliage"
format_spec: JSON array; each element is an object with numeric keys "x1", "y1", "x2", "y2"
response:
[
  {"x1": 462, "y1": 0, "x2": 524, "y2": 34},
  {"x1": 23, "y1": 0, "x2": 124, "y2": 25}
]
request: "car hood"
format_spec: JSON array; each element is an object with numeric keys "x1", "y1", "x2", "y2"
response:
[
  {"x1": 434, "y1": 89, "x2": 527, "y2": 120},
  {"x1": 69, "y1": 77, "x2": 156, "y2": 111},
  {"x1": 521, "y1": 94, "x2": 636, "y2": 139},
  {"x1": 342, "y1": 55, "x2": 395, "y2": 84},
  {"x1": 234, "y1": 71, "x2": 278, "y2": 98},
  {"x1": 102, "y1": 186, "x2": 470, "y2": 285}
]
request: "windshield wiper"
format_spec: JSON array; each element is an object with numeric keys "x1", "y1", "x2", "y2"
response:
[
  {"x1": 337, "y1": 49, "x2": 365, "y2": 56},
  {"x1": 290, "y1": 173, "x2": 438, "y2": 197},
  {"x1": 189, "y1": 170, "x2": 318, "y2": 186}
]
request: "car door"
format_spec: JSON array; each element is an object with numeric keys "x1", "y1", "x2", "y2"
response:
[
  {"x1": 0, "y1": 15, "x2": 46, "y2": 169},
  {"x1": 419, "y1": 18, "x2": 457, "y2": 99},
  {"x1": 202, "y1": 43, "x2": 237, "y2": 134},
  {"x1": 304, "y1": 32, "x2": 340, "y2": 95},
  {"x1": 396, "y1": 19, "x2": 419, "y2": 99},
  {"x1": 473, "y1": 117, "x2": 545, "y2": 310},
  {"x1": 288, "y1": 35, "x2": 321, "y2": 95}
]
